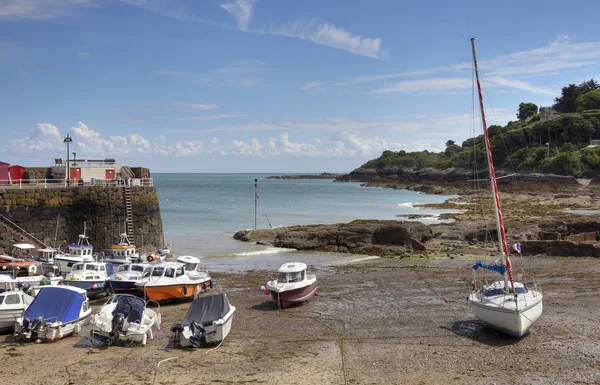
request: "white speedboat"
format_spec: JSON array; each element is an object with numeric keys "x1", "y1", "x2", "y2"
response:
[
  {"x1": 171, "y1": 293, "x2": 235, "y2": 347},
  {"x1": 467, "y1": 37, "x2": 543, "y2": 337},
  {"x1": 14, "y1": 286, "x2": 91, "y2": 342},
  {"x1": 103, "y1": 233, "x2": 140, "y2": 266},
  {"x1": 54, "y1": 230, "x2": 95, "y2": 274},
  {"x1": 90, "y1": 294, "x2": 161, "y2": 346},
  {"x1": 64, "y1": 261, "x2": 110, "y2": 299},
  {"x1": 107, "y1": 263, "x2": 149, "y2": 292},
  {"x1": 261, "y1": 262, "x2": 317, "y2": 308},
  {"x1": 135, "y1": 256, "x2": 212, "y2": 301},
  {"x1": 0, "y1": 284, "x2": 34, "y2": 331}
]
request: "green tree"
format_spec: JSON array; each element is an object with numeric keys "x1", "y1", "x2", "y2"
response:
[
  {"x1": 553, "y1": 84, "x2": 580, "y2": 113},
  {"x1": 517, "y1": 102, "x2": 538, "y2": 121},
  {"x1": 576, "y1": 90, "x2": 600, "y2": 112},
  {"x1": 444, "y1": 140, "x2": 461, "y2": 157}
]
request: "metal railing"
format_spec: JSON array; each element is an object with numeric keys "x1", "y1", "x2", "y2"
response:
[{"x1": 0, "y1": 178, "x2": 153, "y2": 189}]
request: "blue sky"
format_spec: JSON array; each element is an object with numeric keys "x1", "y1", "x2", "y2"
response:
[{"x1": 1, "y1": 0, "x2": 599, "y2": 172}]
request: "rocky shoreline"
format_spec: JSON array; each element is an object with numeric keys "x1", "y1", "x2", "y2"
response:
[
  {"x1": 237, "y1": 168, "x2": 600, "y2": 259},
  {"x1": 266, "y1": 172, "x2": 342, "y2": 179}
]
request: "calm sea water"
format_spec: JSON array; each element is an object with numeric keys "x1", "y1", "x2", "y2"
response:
[{"x1": 154, "y1": 173, "x2": 457, "y2": 270}]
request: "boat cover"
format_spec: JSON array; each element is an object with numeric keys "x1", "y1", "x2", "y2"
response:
[
  {"x1": 183, "y1": 294, "x2": 230, "y2": 326},
  {"x1": 24, "y1": 287, "x2": 83, "y2": 323},
  {"x1": 113, "y1": 295, "x2": 145, "y2": 323}
]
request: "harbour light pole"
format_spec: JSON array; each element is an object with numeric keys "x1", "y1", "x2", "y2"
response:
[{"x1": 63, "y1": 134, "x2": 73, "y2": 185}]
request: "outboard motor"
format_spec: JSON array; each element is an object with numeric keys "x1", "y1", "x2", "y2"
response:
[
  {"x1": 19, "y1": 315, "x2": 43, "y2": 340},
  {"x1": 109, "y1": 313, "x2": 125, "y2": 342},
  {"x1": 189, "y1": 321, "x2": 206, "y2": 347},
  {"x1": 18, "y1": 281, "x2": 31, "y2": 294}
]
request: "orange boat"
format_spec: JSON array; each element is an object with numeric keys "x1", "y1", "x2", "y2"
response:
[{"x1": 135, "y1": 257, "x2": 212, "y2": 301}]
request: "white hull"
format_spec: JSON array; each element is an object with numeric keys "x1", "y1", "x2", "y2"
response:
[
  {"x1": 55, "y1": 256, "x2": 94, "y2": 274},
  {"x1": 179, "y1": 305, "x2": 235, "y2": 346},
  {"x1": 0, "y1": 309, "x2": 24, "y2": 330},
  {"x1": 15, "y1": 315, "x2": 91, "y2": 342},
  {"x1": 470, "y1": 281, "x2": 543, "y2": 337}
]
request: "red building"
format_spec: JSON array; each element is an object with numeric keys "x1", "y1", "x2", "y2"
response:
[
  {"x1": 8, "y1": 165, "x2": 26, "y2": 183},
  {"x1": 0, "y1": 161, "x2": 8, "y2": 185}
]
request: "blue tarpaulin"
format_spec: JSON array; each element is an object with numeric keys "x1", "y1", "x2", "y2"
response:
[
  {"x1": 472, "y1": 260, "x2": 506, "y2": 275},
  {"x1": 24, "y1": 287, "x2": 84, "y2": 323}
]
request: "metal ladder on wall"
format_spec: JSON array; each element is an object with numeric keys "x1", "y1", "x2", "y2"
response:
[{"x1": 124, "y1": 187, "x2": 135, "y2": 243}]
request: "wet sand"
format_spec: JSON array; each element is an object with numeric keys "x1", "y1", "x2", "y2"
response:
[{"x1": 1, "y1": 256, "x2": 599, "y2": 385}]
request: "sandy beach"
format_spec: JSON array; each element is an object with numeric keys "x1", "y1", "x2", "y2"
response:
[{"x1": 1, "y1": 254, "x2": 598, "y2": 385}]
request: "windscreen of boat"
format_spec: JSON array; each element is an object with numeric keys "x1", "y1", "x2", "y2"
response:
[
  {"x1": 117, "y1": 265, "x2": 130, "y2": 273},
  {"x1": 484, "y1": 286, "x2": 528, "y2": 296},
  {"x1": 72, "y1": 264, "x2": 84, "y2": 271},
  {"x1": 87, "y1": 265, "x2": 100, "y2": 271},
  {"x1": 184, "y1": 263, "x2": 197, "y2": 271},
  {"x1": 288, "y1": 271, "x2": 304, "y2": 283},
  {"x1": 277, "y1": 272, "x2": 288, "y2": 283},
  {"x1": 151, "y1": 266, "x2": 165, "y2": 277},
  {"x1": 131, "y1": 265, "x2": 145, "y2": 273}
]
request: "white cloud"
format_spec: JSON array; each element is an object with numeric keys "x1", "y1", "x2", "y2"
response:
[
  {"x1": 176, "y1": 114, "x2": 249, "y2": 121},
  {"x1": 219, "y1": 0, "x2": 254, "y2": 31},
  {"x1": 300, "y1": 81, "x2": 323, "y2": 91},
  {"x1": 484, "y1": 76, "x2": 555, "y2": 95},
  {"x1": 0, "y1": 0, "x2": 96, "y2": 19},
  {"x1": 70, "y1": 121, "x2": 152, "y2": 155},
  {"x1": 210, "y1": 137, "x2": 219, "y2": 144},
  {"x1": 220, "y1": 1, "x2": 387, "y2": 59},
  {"x1": 174, "y1": 140, "x2": 203, "y2": 157},
  {"x1": 10, "y1": 123, "x2": 63, "y2": 152}
]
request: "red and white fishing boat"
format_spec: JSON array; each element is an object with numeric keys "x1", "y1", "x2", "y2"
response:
[
  {"x1": 468, "y1": 38, "x2": 543, "y2": 337},
  {"x1": 261, "y1": 262, "x2": 317, "y2": 308}
]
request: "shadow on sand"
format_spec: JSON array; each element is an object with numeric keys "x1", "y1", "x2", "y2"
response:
[{"x1": 444, "y1": 320, "x2": 527, "y2": 347}]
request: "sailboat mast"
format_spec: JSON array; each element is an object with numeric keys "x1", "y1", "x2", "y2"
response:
[{"x1": 470, "y1": 38, "x2": 516, "y2": 293}]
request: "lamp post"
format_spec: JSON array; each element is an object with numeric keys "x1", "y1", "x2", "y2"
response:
[
  {"x1": 72, "y1": 152, "x2": 77, "y2": 164},
  {"x1": 63, "y1": 134, "x2": 73, "y2": 185}
]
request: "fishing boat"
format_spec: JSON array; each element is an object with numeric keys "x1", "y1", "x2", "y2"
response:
[
  {"x1": 54, "y1": 229, "x2": 95, "y2": 274},
  {"x1": 0, "y1": 283, "x2": 34, "y2": 331},
  {"x1": 90, "y1": 294, "x2": 161, "y2": 346},
  {"x1": 261, "y1": 262, "x2": 317, "y2": 308},
  {"x1": 467, "y1": 37, "x2": 543, "y2": 337},
  {"x1": 171, "y1": 293, "x2": 235, "y2": 347},
  {"x1": 63, "y1": 261, "x2": 111, "y2": 299},
  {"x1": 135, "y1": 256, "x2": 213, "y2": 301},
  {"x1": 107, "y1": 263, "x2": 149, "y2": 293},
  {"x1": 33, "y1": 248, "x2": 62, "y2": 276},
  {"x1": 103, "y1": 233, "x2": 140, "y2": 266},
  {"x1": 14, "y1": 286, "x2": 91, "y2": 342}
]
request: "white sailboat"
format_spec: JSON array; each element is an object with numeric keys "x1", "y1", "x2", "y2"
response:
[{"x1": 467, "y1": 38, "x2": 543, "y2": 337}]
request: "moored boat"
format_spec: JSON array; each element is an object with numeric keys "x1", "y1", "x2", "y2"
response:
[
  {"x1": 103, "y1": 233, "x2": 140, "y2": 266},
  {"x1": 107, "y1": 263, "x2": 149, "y2": 293},
  {"x1": 261, "y1": 262, "x2": 317, "y2": 308},
  {"x1": 467, "y1": 37, "x2": 543, "y2": 337},
  {"x1": 54, "y1": 230, "x2": 95, "y2": 274},
  {"x1": 14, "y1": 286, "x2": 91, "y2": 342},
  {"x1": 0, "y1": 284, "x2": 34, "y2": 331},
  {"x1": 90, "y1": 294, "x2": 161, "y2": 346},
  {"x1": 171, "y1": 293, "x2": 235, "y2": 347},
  {"x1": 64, "y1": 261, "x2": 111, "y2": 299},
  {"x1": 135, "y1": 256, "x2": 212, "y2": 301}
]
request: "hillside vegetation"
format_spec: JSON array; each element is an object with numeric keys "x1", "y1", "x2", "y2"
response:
[{"x1": 361, "y1": 79, "x2": 600, "y2": 177}]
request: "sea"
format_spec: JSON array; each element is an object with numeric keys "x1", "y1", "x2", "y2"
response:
[{"x1": 154, "y1": 173, "x2": 458, "y2": 271}]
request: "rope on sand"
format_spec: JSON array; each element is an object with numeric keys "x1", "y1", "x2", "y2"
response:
[{"x1": 157, "y1": 357, "x2": 178, "y2": 367}]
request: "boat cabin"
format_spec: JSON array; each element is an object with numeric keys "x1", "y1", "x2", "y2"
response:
[
  {"x1": 177, "y1": 256, "x2": 201, "y2": 272},
  {"x1": 70, "y1": 262, "x2": 107, "y2": 280},
  {"x1": 10, "y1": 244, "x2": 36, "y2": 260},
  {"x1": 276, "y1": 262, "x2": 307, "y2": 283},
  {"x1": 142, "y1": 263, "x2": 186, "y2": 279},
  {"x1": 110, "y1": 247, "x2": 137, "y2": 261},
  {"x1": 36, "y1": 248, "x2": 59, "y2": 263},
  {"x1": 68, "y1": 233, "x2": 93, "y2": 257},
  {"x1": 116, "y1": 263, "x2": 148, "y2": 276}
]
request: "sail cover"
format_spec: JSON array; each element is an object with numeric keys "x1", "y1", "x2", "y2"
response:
[
  {"x1": 472, "y1": 260, "x2": 506, "y2": 275},
  {"x1": 183, "y1": 294, "x2": 231, "y2": 326},
  {"x1": 24, "y1": 287, "x2": 83, "y2": 323}
]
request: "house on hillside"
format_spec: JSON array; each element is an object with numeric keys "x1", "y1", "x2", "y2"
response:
[
  {"x1": 539, "y1": 106, "x2": 560, "y2": 121},
  {"x1": 587, "y1": 139, "x2": 600, "y2": 148}
]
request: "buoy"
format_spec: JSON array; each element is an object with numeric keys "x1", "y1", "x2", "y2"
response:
[
  {"x1": 147, "y1": 255, "x2": 154, "y2": 262},
  {"x1": 176, "y1": 205, "x2": 179, "y2": 208},
  {"x1": 260, "y1": 285, "x2": 270, "y2": 295},
  {"x1": 28, "y1": 265, "x2": 37, "y2": 275},
  {"x1": 91, "y1": 283, "x2": 98, "y2": 290}
]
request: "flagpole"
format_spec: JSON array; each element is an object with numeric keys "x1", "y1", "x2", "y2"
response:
[{"x1": 254, "y1": 179, "x2": 258, "y2": 230}]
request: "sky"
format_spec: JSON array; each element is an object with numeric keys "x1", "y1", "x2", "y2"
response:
[{"x1": 1, "y1": 0, "x2": 600, "y2": 173}]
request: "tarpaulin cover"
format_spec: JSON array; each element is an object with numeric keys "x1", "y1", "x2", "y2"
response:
[
  {"x1": 24, "y1": 287, "x2": 83, "y2": 323},
  {"x1": 472, "y1": 260, "x2": 506, "y2": 275},
  {"x1": 113, "y1": 295, "x2": 145, "y2": 323},
  {"x1": 183, "y1": 294, "x2": 231, "y2": 326}
]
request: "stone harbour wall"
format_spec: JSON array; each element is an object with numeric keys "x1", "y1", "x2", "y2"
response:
[{"x1": 0, "y1": 186, "x2": 164, "y2": 253}]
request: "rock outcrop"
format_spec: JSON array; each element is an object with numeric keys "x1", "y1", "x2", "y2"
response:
[{"x1": 234, "y1": 220, "x2": 433, "y2": 256}]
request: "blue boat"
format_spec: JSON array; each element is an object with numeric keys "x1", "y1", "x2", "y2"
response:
[
  {"x1": 54, "y1": 226, "x2": 95, "y2": 274},
  {"x1": 63, "y1": 261, "x2": 113, "y2": 299},
  {"x1": 106, "y1": 263, "x2": 150, "y2": 293}
]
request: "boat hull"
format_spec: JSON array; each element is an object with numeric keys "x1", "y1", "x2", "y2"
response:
[
  {"x1": 471, "y1": 293, "x2": 543, "y2": 337},
  {"x1": 14, "y1": 315, "x2": 91, "y2": 342},
  {"x1": 136, "y1": 280, "x2": 212, "y2": 301},
  {"x1": 270, "y1": 282, "x2": 317, "y2": 308},
  {"x1": 176, "y1": 306, "x2": 236, "y2": 347},
  {"x1": 106, "y1": 279, "x2": 137, "y2": 292},
  {"x1": 64, "y1": 281, "x2": 108, "y2": 299},
  {"x1": 0, "y1": 308, "x2": 25, "y2": 331}
]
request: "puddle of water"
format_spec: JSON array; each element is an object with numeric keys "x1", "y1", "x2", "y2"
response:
[{"x1": 565, "y1": 209, "x2": 600, "y2": 215}]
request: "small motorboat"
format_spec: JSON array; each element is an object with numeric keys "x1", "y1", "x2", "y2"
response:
[
  {"x1": 14, "y1": 286, "x2": 91, "y2": 342},
  {"x1": 135, "y1": 256, "x2": 213, "y2": 302},
  {"x1": 54, "y1": 228, "x2": 95, "y2": 274},
  {"x1": 261, "y1": 262, "x2": 317, "y2": 308},
  {"x1": 90, "y1": 294, "x2": 161, "y2": 346},
  {"x1": 64, "y1": 261, "x2": 111, "y2": 299},
  {"x1": 33, "y1": 248, "x2": 62, "y2": 276},
  {"x1": 107, "y1": 263, "x2": 149, "y2": 293},
  {"x1": 0, "y1": 283, "x2": 34, "y2": 331},
  {"x1": 103, "y1": 233, "x2": 140, "y2": 266},
  {"x1": 171, "y1": 293, "x2": 235, "y2": 347}
]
